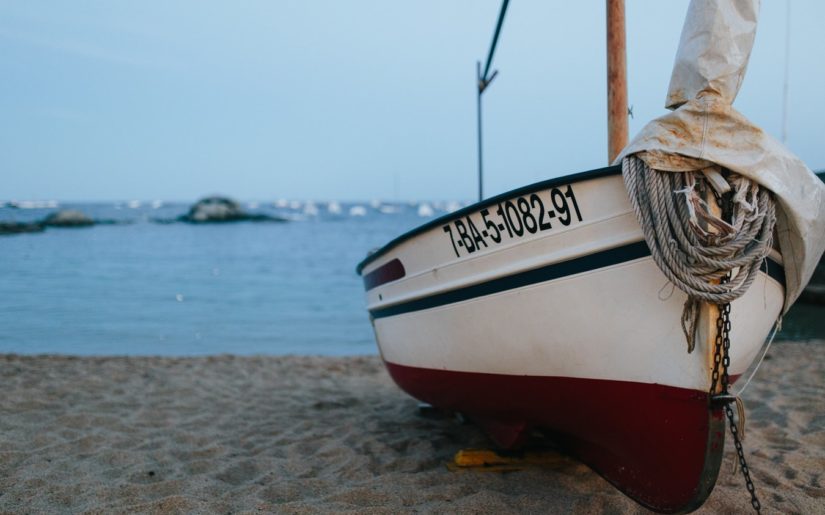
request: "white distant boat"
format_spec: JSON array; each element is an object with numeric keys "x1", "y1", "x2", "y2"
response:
[
  {"x1": 445, "y1": 200, "x2": 462, "y2": 213},
  {"x1": 349, "y1": 205, "x2": 367, "y2": 217},
  {"x1": 303, "y1": 201, "x2": 319, "y2": 216},
  {"x1": 379, "y1": 204, "x2": 399, "y2": 214},
  {"x1": 12, "y1": 200, "x2": 59, "y2": 209},
  {"x1": 356, "y1": 1, "x2": 825, "y2": 512},
  {"x1": 274, "y1": 199, "x2": 289, "y2": 208},
  {"x1": 327, "y1": 201, "x2": 342, "y2": 215},
  {"x1": 127, "y1": 200, "x2": 141, "y2": 209},
  {"x1": 416, "y1": 203, "x2": 434, "y2": 217}
]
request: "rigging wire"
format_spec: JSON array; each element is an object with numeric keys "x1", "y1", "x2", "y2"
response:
[{"x1": 476, "y1": 0, "x2": 511, "y2": 202}]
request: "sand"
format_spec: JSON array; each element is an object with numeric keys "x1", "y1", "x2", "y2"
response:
[{"x1": 1, "y1": 341, "x2": 823, "y2": 514}]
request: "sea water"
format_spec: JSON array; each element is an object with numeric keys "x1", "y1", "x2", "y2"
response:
[
  {"x1": 0, "y1": 200, "x2": 820, "y2": 355},
  {"x1": 0, "y1": 200, "x2": 448, "y2": 355}
]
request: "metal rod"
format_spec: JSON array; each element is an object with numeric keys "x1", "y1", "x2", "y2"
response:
[
  {"x1": 482, "y1": 0, "x2": 510, "y2": 82},
  {"x1": 477, "y1": 61, "x2": 483, "y2": 202},
  {"x1": 606, "y1": 0, "x2": 628, "y2": 163},
  {"x1": 476, "y1": 0, "x2": 510, "y2": 202}
]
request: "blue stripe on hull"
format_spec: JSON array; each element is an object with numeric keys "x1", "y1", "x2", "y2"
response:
[{"x1": 369, "y1": 241, "x2": 785, "y2": 319}]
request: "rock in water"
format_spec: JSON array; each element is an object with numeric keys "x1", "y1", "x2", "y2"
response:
[
  {"x1": 182, "y1": 197, "x2": 246, "y2": 222},
  {"x1": 42, "y1": 210, "x2": 94, "y2": 227},
  {"x1": 180, "y1": 196, "x2": 285, "y2": 223},
  {"x1": 0, "y1": 222, "x2": 45, "y2": 235}
]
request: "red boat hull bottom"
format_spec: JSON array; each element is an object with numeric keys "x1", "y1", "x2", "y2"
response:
[{"x1": 385, "y1": 361, "x2": 725, "y2": 513}]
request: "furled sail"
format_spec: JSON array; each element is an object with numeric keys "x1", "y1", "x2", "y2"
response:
[{"x1": 615, "y1": 0, "x2": 825, "y2": 310}]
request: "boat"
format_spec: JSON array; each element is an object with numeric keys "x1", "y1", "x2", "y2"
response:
[{"x1": 357, "y1": 1, "x2": 825, "y2": 512}]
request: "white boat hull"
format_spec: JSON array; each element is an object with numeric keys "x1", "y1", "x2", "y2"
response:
[
  {"x1": 357, "y1": 165, "x2": 784, "y2": 512},
  {"x1": 362, "y1": 169, "x2": 782, "y2": 389}
]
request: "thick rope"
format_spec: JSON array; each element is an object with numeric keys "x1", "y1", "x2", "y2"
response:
[{"x1": 622, "y1": 155, "x2": 777, "y2": 352}]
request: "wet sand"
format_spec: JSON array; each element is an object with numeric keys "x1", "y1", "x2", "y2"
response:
[{"x1": 1, "y1": 341, "x2": 823, "y2": 514}]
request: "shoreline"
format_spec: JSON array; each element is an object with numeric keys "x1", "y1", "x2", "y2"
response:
[{"x1": 1, "y1": 341, "x2": 822, "y2": 513}]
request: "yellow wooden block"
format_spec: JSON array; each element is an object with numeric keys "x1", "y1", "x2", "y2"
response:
[{"x1": 449, "y1": 448, "x2": 569, "y2": 472}]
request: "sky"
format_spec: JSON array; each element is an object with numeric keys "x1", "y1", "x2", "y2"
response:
[{"x1": 1, "y1": 0, "x2": 823, "y2": 202}]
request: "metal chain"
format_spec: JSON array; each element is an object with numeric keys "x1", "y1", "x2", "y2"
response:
[
  {"x1": 721, "y1": 302, "x2": 732, "y2": 393},
  {"x1": 725, "y1": 402, "x2": 761, "y2": 511},
  {"x1": 712, "y1": 298, "x2": 762, "y2": 513}
]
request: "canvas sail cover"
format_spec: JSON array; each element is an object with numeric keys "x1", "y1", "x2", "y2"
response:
[{"x1": 615, "y1": 0, "x2": 825, "y2": 310}]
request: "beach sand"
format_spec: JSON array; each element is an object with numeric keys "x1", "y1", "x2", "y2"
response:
[{"x1": 1, "y1": 341, "x2": 822, "y2": 514}]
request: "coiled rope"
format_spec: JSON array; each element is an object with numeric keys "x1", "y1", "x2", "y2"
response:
[{"x1": 621, "y1": 155, "x2": 777, "y2": 352}]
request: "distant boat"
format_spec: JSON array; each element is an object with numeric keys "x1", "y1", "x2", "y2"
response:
[
  {"x1": 444, "y1": 200, "x2": 462, "y2": 213},
  {"x1": 357, "y1": 1, "x2": 825, "y2": 512},
  {"x1": 327, "y1": 201, "x2": 342, "y2": 215},
  {"x1": 303, "y1": 201, "x2": 319, "y2": 216},
  {"x1": 416, "y1": 203, "x2": 434, "y2": 217},
  {"x1": 349, "y1": 205, "x2": 367, "y2": 217},
  {"x1": 8, "y1": 200, "x2": 59, "y2": 209}
]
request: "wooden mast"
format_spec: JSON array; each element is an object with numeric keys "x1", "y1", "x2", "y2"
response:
[{"x1": 606, "y1": 0, "x2": 628, "y2": 163}]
